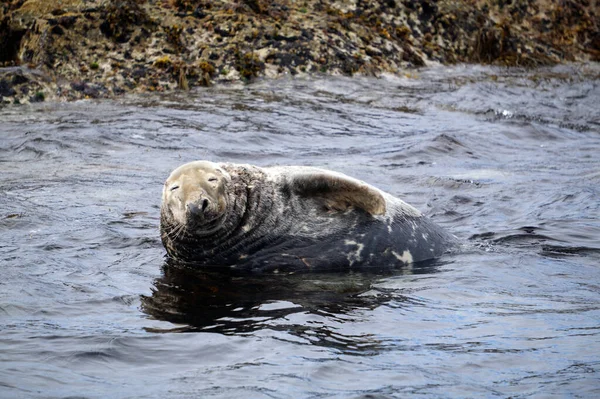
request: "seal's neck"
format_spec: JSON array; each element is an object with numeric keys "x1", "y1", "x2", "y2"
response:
[{"x1": 222, "y1": 164, "x2": 276, "y2": 238}]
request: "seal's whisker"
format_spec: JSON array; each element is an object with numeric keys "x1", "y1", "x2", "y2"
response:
[
  {"x1": 168, "y1": 224, "x2": 187, "y2": 241},
  {"x1": 163, "y1": 222, "x2": 183, "y2": 240},
  {"x1": 175, "y1": 225, "x2": 188, "y2": 240}
]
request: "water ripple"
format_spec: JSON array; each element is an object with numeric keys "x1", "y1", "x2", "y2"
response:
[{"x1": 1, "y1": 64, "x2": 599, "y2": 398}]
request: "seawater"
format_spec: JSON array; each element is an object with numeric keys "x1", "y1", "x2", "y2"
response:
[{"x1": 1, "y1": 64, "x2": 599, "y2": 398}]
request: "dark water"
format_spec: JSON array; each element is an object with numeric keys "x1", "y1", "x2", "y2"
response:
[{"x1": 1, "y1": 64, "x2": 599, "y2": 398}]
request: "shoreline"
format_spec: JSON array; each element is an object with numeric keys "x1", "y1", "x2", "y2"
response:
[{"x1": 1, "y1": 0, "x2": 598, "y2": 106}]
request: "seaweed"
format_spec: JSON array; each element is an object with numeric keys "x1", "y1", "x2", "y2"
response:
[
  {"x1": 99, "y1": 0, "x2": 152, "y2": 43},
  {"x1": 235, "y1": 50, "x2": 264, "y2": 81}
]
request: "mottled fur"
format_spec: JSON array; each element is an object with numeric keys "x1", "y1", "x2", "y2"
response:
[{"x1": 161, "y1": 161, "x2": 454, "y2": 272}]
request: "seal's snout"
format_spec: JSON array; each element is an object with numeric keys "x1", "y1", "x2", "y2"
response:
[{"x1": 187, "y1": 198, "x2": 210, "y2": 218}]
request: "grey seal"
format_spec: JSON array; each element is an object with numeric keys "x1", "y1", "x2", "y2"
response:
[{"x1": 160, "y1": 161, "x2": 454, "y2": 272}]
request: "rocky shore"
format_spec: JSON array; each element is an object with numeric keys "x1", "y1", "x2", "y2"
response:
[{"x1": 1, "y1": 0, "x2": 598, "y2": 105}]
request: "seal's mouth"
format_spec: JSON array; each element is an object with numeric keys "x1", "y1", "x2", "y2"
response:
[{"x1": 185, "y1": 196, "x2": 227, "y2": 231}]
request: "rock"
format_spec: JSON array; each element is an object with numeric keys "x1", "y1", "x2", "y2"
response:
[
  {"x1": 11, "y1": 71, "x2": 29, "y2": 85},
  {"x1": 0, "y1": 0, "x2": 597, "y2": 106},
  {"x1": 70, "y1": 81, "x2": 86, "y2": 92},
  {"x1": 0, "y1": 79, "x2": 17, "y2": 97}
]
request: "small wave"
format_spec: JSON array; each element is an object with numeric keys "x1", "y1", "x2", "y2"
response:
[
  {"x1": 469, "y1": 226, "x2": 561, "y2": 247},
  {"x1": 7, "y1": 136, "x2": 74, "y2": 161},
  {"x1": 540, "y1": 245, "x2": 600, "y2": 257}
]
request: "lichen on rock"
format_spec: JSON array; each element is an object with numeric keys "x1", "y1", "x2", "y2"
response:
[{"x1": 0, "y1": 0, "x2": 598, "y2": 105}]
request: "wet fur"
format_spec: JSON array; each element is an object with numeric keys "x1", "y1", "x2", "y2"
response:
[{"x1": 161, "y1": 161, "x2": 455, "y2": 272}]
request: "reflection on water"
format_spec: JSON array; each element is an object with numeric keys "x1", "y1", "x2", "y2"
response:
[
  {"x1": 1, "y1": 64, "x2": 599, "y2": 398},
  {"x1": 142, "y1": 259, "x2": 441, "y2": 336}
]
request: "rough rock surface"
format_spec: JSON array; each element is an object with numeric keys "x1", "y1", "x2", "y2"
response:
[{"x1": 1, "y1": 0, "x2": 598, "y2": 105}]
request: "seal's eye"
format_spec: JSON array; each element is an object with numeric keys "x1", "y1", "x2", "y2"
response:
[
  {"x1": 208, "y1": 177, "x2": 218, "y2": 182},
  {"x1": 170, "y1": 185, "x2": 180, "y2": 191}
]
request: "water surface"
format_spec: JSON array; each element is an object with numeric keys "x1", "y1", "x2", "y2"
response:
[{"x1": 1, "y1": 64, "x2": 599, "y2": 398}]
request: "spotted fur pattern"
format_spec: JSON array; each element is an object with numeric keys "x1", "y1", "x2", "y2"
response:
[{"x1": 160, "y1": 162, "x2": 455, "y2": 272}]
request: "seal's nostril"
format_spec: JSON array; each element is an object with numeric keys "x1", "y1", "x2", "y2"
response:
[{"x1": 201, "y1": 198, "x2": 209, "y2": 212}]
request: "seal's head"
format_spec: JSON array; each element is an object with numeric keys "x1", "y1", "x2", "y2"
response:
[{"x1": 161, "y1": 161, "x2": 230, "y2": 232}]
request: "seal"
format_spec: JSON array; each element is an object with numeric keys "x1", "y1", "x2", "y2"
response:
[{"x1": 160, "y1": 161, "x2": 455, "y2": 272}]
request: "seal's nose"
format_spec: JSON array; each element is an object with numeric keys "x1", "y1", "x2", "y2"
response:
[
  {"x1": 187, "y1": 198, "x2": 210, "y2": 216},
  {"x1": 200, "y1": 198, "x2": 209, "y2": 212}
]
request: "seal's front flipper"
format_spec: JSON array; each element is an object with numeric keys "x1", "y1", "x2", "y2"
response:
[{"x1": 283, "y1": 169, "x2": 386, "y2": 216}]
